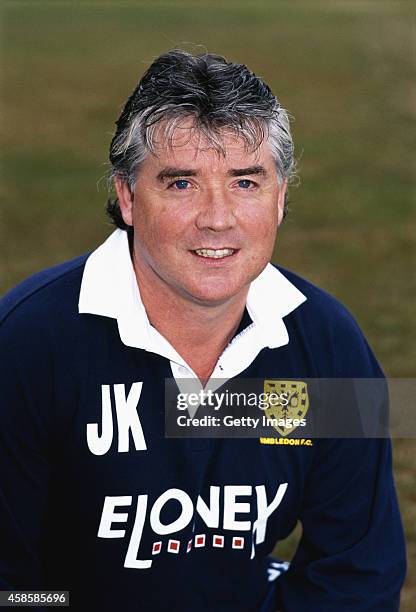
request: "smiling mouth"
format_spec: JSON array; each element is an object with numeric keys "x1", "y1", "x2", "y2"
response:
[{"x1": 193, "y1": 248, "x2": 237, "y2": 259}]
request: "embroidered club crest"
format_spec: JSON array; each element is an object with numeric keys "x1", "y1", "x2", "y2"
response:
[{"x1": 263, "y1": 380, "x2": 309, "y2": 437}]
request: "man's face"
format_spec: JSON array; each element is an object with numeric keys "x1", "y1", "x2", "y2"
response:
[{"x1": 116, "y1": 122, "x2": 287, "y2": 307}]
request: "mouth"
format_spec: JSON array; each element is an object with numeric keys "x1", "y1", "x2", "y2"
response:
[{"x1": 193, "y1": 248, "x2": 238, "y2": 259}]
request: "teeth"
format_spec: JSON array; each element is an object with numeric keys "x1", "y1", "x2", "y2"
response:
[{"x1": 195, "y1": 248, "x2": 235, "y2": 259}]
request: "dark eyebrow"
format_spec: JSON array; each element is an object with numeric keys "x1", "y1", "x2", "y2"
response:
[
  {"x1": 156, "y1": 168, "x2": 198, "y2": 182},
  {"x1": 156, "y1": 165, "x2": 268, "y2": 182},
  {"x1": 228, "y1": 165, "x2": 267, "y2": 177}
]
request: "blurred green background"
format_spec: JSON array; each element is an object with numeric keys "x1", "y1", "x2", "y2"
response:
[{"x1": 1, "y1": 0, "x2": 415, "y2": 607}]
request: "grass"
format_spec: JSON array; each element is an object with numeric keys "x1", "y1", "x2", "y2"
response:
[{"x1": 1, "y1": 0, "x2": 415, "y2": 607}]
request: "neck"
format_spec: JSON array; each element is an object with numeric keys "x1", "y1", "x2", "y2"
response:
[{"x1": 133, "y1": 265, "x2": 248, "y2": 383}]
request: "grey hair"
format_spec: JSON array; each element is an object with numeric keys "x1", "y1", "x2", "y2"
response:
[{"x1": 107, "y1": 50, "x2": 295, "y2": 230}]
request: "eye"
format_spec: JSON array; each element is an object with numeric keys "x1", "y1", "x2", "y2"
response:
[
  {"x1": 170, "y1": 179, "x2": 191, "y2": 190},
  {"x1": 237, "y1": 179, "x2": 255, "y2": 189}
]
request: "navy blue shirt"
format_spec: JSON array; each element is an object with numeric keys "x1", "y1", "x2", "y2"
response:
[{"x1": 0, "y1": 247, "x2": 406, "y2": 611}]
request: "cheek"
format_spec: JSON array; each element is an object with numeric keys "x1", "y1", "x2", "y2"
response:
[
  {"x1": 133, "y1": 206, "x2": 184, "y2": 252},
  {"x1": 245, "y1": 205, "x2": 279, "y2": 240}
]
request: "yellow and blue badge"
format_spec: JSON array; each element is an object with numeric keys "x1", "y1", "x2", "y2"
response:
[{"x1": 263, "y1": 380, "x2": 309, "y2": 437}]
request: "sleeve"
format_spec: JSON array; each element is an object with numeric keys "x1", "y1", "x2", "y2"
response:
[
  {"x1": 276, "y1": 438, "x2": 406, "y2": 611},
  {"x1": 0, "y1": 313, "x2": 54, "y2": 594},
  {"x1": 276, "y1": 309, "x2": 406, "y2": 611}
]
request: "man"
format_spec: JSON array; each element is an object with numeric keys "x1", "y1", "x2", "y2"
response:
[{"x1": 0, "y1": 50, "x2": 406, "y2": 611}]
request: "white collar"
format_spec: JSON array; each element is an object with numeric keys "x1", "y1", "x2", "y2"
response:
[{"x1": 79, "y1": 229, "x2": 307, "y2": 385}]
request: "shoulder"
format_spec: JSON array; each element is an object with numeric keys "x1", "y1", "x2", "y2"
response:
[
  {"x1": 275, "y1": 265, "x2": 360, "y2": 330},
  {"x1": 273, "y1": 265, "x2": 383, "y2": 377},
  {"x1": 0, "y1": 254, "x2": 89, "y2": 340}
]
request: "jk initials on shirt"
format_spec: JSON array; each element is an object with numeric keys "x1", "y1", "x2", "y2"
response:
[{"x1": 87, "y1": 383, "x2": 147, "y2": 454}]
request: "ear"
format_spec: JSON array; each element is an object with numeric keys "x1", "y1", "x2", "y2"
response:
[
  {"x1": 277, "y1": 179, "x2": 288, "y2": 226},
  {"x1": 114, "y1": 177, "x2": 134, "y2": 227}
]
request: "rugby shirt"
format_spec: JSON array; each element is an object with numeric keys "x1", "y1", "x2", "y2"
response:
[{"x1": 0, "y1": 230, "x2": 406, "y2": 611}]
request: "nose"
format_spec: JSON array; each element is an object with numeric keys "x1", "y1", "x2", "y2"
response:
[{"x1": 195, "y1": 188, "x2": 237, "y2": 232}]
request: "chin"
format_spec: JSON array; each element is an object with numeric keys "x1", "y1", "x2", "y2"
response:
[{"x1": 185, "y1": 284, "x2": 243, "y2": 306}]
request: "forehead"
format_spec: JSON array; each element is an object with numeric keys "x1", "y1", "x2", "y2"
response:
[{"x1": 146, "y1": 119, "x2": 275, "y2": 170}]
